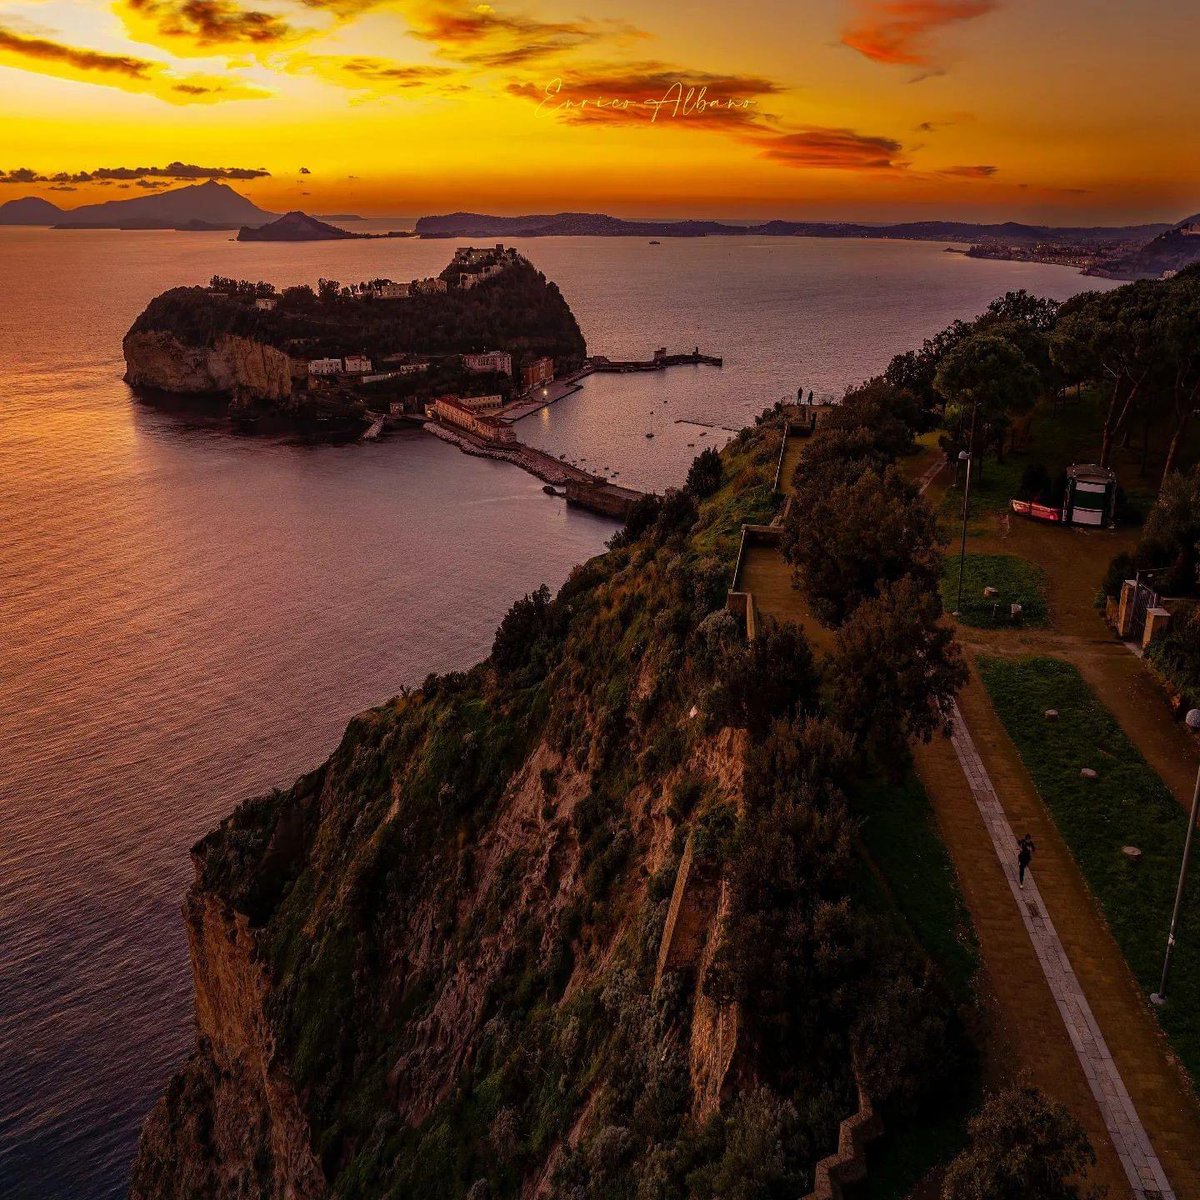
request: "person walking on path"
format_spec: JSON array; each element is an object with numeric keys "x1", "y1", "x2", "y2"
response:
[{"x1": 1018, "y1": 834, "x2": 1036, "y2": 889}]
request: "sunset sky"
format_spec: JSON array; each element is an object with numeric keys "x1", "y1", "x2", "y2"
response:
[{"x1": 2, "y1": 0, "x2": 1198, "y2": 221}]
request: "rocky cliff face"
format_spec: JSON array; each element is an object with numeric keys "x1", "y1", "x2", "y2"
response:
[
  {"x1": 131, "y1": 411, "x2": 967, "y2": 1200},
  {"x1": 123, "y1": 330, "x2": 302, "y2": 405},
  {"x1": 130, "y1": 891, "x2": 323, "y2": 1200}
]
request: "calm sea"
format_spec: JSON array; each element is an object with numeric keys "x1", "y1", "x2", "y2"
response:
[{"x1": 0, "y1": 225, "x2": 1115, "y2": 1198}]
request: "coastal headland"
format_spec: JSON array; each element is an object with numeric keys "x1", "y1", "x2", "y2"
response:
[{"x1": 123, "y1": 247, "x2": 722, "y2": 517}]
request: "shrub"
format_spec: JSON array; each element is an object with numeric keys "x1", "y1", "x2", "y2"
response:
[
  {"x1": 1147, "y1": 606, "x2": 1200, "y2": 708},
  {"x1": 941, "y1": 1084, "x2": 1099, "y2": 1200},
  {"x1": 685, "y1": 447, "x2": 723, "y2": 499},
  {"x1": 491, "y1": 584, "x2": 560, "y2": 681},
  {"x1": 828, "y1": 576, "x2": 967, "y2": 765},
  {"x1": 785, "y1": 465, "x2": 943, "y2": 627},
  {"x1": 707, "y1": 619, "x2": 819, "y2": 735},
  {"x1": 1016, "y1": 463, "x2": 1053, "y2": 502}
]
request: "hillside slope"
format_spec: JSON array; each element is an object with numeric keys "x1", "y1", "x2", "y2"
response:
[{"x1": 130, "y1": 405, "x2": 975, "y2": 1200}]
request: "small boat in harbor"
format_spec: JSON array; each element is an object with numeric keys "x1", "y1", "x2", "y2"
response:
[
  {"x1": 649, "y1": 239, "x2": 661, "y2": 245},
  {"x1": 645, "y1": 432, "x2": 654, "y2": 438}
]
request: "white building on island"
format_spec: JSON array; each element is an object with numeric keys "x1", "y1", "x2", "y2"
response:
[
  {"x1": 462, "y1": 350, "x2": 512, "y2": 375},
  {"x1": 372, "y1": 282, "x2": 411, "y2": 299},
  {"x1": 308, "y1": 357, "x2": 344, "y2": 377}
]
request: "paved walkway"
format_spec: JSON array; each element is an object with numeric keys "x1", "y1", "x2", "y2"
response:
[
  {"x1": 948, "y1": 700, "x2": 1175, "y2": 1200},
  {"x1": 917, "y1": 453, "x2": 1200, "y2": 1198}
]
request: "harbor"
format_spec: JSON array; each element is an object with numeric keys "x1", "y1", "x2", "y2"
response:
[{"x1": 377, "y1": 346, "x2": 724, "y2": 519}]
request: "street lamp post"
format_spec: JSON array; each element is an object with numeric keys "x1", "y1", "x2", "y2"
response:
[
  {"x1": 953, "y1": 449, "x2": 972, "y2": 617},
  {"x1": 1151, "y1": 707, "x2": 1200, "y2": 1007}
]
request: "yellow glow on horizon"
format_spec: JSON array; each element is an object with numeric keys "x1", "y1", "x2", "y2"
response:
[{"x1": 0, "y1": 0, "x2": 1197, "y2": 222}]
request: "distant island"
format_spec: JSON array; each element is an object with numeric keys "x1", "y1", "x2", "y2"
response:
[
  {"x1": 122, "y1": 245, "x2": 585, "y2": 432},
  {"x1": 237, "y1": 211, "x2": 368, "y2": 242},
  {"x1": 237, "y1": 210, "x2": 416, "y2": 242},
  {"x1": 413, "y1": 209, "x2": 1171, "y2": 246},
  {"x1": 5, "y1": 182, "x2": 1198, "y2": 278}
]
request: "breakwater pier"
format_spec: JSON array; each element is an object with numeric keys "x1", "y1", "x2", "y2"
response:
[
  {"x1": 501, "y1": 347, "x2": 722, "y2": 420},
  {"x1": 407, "y1": 345, "x2": 723, "y2": 517},
  {"x1": 424, "y1": 422, "x2": 645, "y2": 520}
]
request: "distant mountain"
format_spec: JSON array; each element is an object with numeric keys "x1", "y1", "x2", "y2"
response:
[
  {"x1": 415, "y1": 210, "x2": 1171, "y2": 245},
  {"x1": 0, "y1": 196, "x2": 65, "y2": 225},
  {"x1": 238, "y1": 211, "x2": 364, "y2": 242},
  {"x1": 53, "y1": 181, "x2": 275, "y2": 230},
  {"x1": 1089, "y1": 217, "x2": 1200, "y2": 280}
]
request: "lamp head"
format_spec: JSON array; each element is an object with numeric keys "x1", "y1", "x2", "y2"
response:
[
  {"x1": 958, "y1": 450, "x2": 970, "y2": 462},
  {"x1": 1186, "y1": 708, "x2": 1200, "y2": 731}
]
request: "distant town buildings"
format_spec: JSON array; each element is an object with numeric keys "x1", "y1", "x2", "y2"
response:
[
  {"x1": 522, "y1": 356, "x2": 554, "y2": 391},
  {"x1": 458, "y1": 265, "x2": 506, "y2": 289},
  {"x1": 367, "y1": 277, "x2": 446, "y2": 298},
  {"x1": 1180, "y1": 222, "x2": 1200, "y2": 237},
  {"x1": 463, "y1": 350, "x2": 513, "y2": 375},
  {"x1": 452, "y1": 244, "x2": 522, "y2": 290},
  {"x1": 255, "y1": 296, "x2": 278, "y2": 311},
  {"x1": 308, "y1": 355, "x2": 373, "y2": 377},
  {"x1": 428, "y1": 395, "x2": 516, "y2": 444},
  {"x1": 458, "y1": 394, "x2": 505, "y2": 414},
  {"x1": 372, "y1": 281, "x2": 411, "y2": 299}
]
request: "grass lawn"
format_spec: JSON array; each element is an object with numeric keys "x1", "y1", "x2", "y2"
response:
[
  {"x1": 849, "y1": 774, "x2": 981, "y2": 1198},
  {"x1": 978, "y1": 655, "x2": 1199, "y2": 1084},
  {"x1": 940, "y1": 553, "x2": 1048, "y2": 628}
]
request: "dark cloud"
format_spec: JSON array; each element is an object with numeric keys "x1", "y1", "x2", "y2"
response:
[
  {"x1": 0, "y1": 25, "x2": 154, "y2": 77},
  {"x1": 0, "y1": 162, "x2": 271, "y2": 185},
  {"x1": 751, "y1": 127, "x2": 906, "y2": 170},
  {"x1": 940, "y1": 163, "x2": 997, "y2": 178},
  {"x1": 125, "y1": 0, "x2": 293, "y2": 46},
  {"x1": 842, "y1": 1, "x2": 998, "y2": 68}
]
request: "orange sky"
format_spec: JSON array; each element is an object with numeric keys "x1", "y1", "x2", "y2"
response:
[{"x1": 2, "y1": 0, "x2": 1199, "y2": 221}]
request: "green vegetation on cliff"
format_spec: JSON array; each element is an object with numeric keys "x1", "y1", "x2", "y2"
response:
[
  {"x1": 134, "y1": 387, "x2": 989, "y2": 1200},
  {"x1": 127, "y1": 257, "x2": 587, "y2": 377}
]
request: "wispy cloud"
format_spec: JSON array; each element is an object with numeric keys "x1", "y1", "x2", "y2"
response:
[
  {"x1": 0, "y1": 23, "x2": 270, "y2": 101},
  {"x1": 841, "y1": 1, "x2": 998, "y2": 68},
  {"x1": 286, "y1": 52, "x2": 460, "y2": 94},
  {"x1": 349, "y1": 0, "x2": 651, "y2": 68}
]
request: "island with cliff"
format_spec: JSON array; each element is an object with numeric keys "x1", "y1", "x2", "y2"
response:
[{"x1": 123, "y1": 246, "x2": 586, "y2": 433}]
